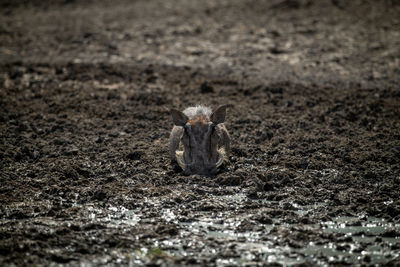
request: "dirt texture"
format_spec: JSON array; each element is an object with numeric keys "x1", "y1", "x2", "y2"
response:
[{"x1": 1, "y1": 0, "x2": 400, "y2": 266}]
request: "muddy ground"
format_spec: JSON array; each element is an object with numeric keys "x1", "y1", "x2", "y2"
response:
[{"x1": 1, "y1": 0, "x2": 400, "y2": 265}]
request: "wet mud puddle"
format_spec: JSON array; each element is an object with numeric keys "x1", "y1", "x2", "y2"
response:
[
  {"x1": 22, "y1": 192, "x2": 398, "y2": 266},
  {"x1": 131, "y1": 193, "x2": 400, "y2": 266}
]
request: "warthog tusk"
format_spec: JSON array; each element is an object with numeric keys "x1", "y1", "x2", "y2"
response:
[
  {"x1": 216, "y1": 148, "x2": 226, "y2": 168},
  {"x1": 176, "y1": 151, "x2": 185, "y2": 169},
  {"x1": 176, "y1": 151, "x2": 195, "y2": 169}
]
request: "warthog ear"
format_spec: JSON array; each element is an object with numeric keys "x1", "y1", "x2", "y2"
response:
[
  {"x1": 211, "y1": 105, "x2": 228, "y2": 124},
  {"x1": 171, "y1": 109, "x2": 189, "y2": 126}
]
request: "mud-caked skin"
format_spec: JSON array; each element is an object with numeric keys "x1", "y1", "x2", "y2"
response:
[{"x1": 170, "y1": 105, "x2": 230, "y2": 175}]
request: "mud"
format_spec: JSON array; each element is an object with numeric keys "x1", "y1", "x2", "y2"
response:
[{"x1": 1, "y1": 0, "x2": 400, "y2": 265}]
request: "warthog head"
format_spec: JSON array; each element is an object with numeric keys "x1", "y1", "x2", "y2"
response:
[{"x1": 170, "y1": 105, "x2": 230, "y2": 176}]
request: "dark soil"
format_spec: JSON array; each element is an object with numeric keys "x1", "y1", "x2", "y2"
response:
[{"x1": 1, "y1": 0, "x2": 400, "y2": 265}]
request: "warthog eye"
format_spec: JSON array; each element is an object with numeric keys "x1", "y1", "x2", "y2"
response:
[
  {"x1": 181, "y1": 123, "x2": 192, "y2": 146},
  {"x1": 183, "y1": 123, "x2": 192, "y2": 133},
  {"x1": 209, "y1": 123, "x2": 220, "y2": 141},
  {"x1": 208, "y1": 122, "x2": 216, "y2": 131}
]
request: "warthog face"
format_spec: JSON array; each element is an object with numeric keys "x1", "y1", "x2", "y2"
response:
[{"x1": 170, "y1": 105, "x2": 230, "y2": 176}]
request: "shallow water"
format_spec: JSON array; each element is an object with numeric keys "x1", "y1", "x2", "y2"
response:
[
  {"x1": 3, "y1": 192, "x2": 398, "y2": 266},
  {"x1": 170, "y1": 194, "x2": 400, "y2": 265}
]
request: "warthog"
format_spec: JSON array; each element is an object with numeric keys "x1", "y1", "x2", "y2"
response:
[{"x1": 169, "y1": 105, "x2": 231, "y2": 175}]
